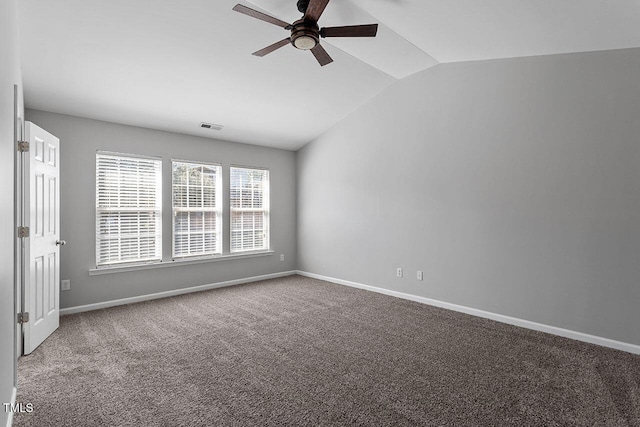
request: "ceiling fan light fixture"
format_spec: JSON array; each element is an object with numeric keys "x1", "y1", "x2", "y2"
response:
[
  {"x1": 290, "y1": 20, "x2": 319, "y2": 50},
  {"x1": 293, "y1": 35, "x2": 317, "y2": 50}
]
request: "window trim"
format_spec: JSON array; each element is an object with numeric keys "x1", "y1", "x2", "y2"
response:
[
  {"x1": 88, "y1": 250, "x2": 274, "y2": 276},
  {"x1": 171, "y1": 159, "x2": 223, "y2": 259}
]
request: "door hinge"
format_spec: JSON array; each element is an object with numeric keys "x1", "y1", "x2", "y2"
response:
[
  {"x1": 17, "y1": 141, "x2": 29, "y2": 152},
  {"x1": 17, "y1": 226, "x2": 29, "y2": 238},
  {"x1": 17, "y1": 312, "x2": 29, "y2": 324}
]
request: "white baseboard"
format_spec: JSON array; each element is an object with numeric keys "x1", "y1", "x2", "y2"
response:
[
  {"x1": 5, "y1": 387, "x2": 16, "y2": 427},
  {"x1": 60, "y1": 271, "x2": 297, "y2": 315},
  {"x1": 296, "y1": 271, "x2": 640, "y2": 355}
]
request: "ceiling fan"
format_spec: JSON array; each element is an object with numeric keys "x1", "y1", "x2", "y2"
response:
[{"x1": 232, "y1": 0, "x2": 378, "y2": 66}]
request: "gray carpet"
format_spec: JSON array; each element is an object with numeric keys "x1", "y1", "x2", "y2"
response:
[{"x1": 14, "y1": 275, "x2": 640, "y2": 426}]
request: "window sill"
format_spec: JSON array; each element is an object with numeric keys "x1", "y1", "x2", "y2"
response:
[{"x1": 88, "y1": 250, "x2": 275, "y2": 276}]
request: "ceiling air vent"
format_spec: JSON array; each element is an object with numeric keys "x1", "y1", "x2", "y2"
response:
[{"x1": 199, "y1": 122, "x2": 223, "y2": 131}]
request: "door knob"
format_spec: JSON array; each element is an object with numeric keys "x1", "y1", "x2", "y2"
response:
[{"x1": 56, "y1": 240, "x2": 66, "y2": 246}]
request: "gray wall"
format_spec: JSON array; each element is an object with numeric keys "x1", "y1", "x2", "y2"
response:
[
  {"x1": 25, "y1": 110, "x2": 297, "y2": 309},
  {"x1": 1, "y1": 0, "x2": 23, "y2": 423},
  {"x1": 297, "y1": 48, "x2": 640, "y2": 346}
]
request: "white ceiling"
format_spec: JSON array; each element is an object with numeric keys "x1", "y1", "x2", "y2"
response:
[{"x1": 17, "y1": 0, "x2": 640, "y2": 150}]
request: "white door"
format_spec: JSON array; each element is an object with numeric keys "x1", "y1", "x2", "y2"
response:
[{"x1": 22, "y1": 121, "x2": 61, "y2": 355}]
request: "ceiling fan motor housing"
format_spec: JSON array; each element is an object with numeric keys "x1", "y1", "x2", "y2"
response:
[{"x1": 290, "y1": 19, "x2": 319, "y2": 50}]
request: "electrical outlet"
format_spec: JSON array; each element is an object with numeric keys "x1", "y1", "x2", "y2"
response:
[
  {"x1": 396, "y1": 268, "x2": 403, "y2": 278},
  {"x1": 61, "y1": 280, "x2": 70, "y2": 291},
  {"x1": 280, "y1": 254, "x2": 285, "y2": 261},
  {"x1": 417, "y1": 271, "x2": 424, "y2": 281}
]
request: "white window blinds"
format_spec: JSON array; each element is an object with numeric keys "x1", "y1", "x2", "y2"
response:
[
  {"x1": 96, "y1": 153, "x2": 162, "y2": 266},
  {"x1": 230, "y1": 167, "x2": 269, "y2": 252},
  {"x1": 172, "y1": 161, "x2": 222, "y2": 258}
]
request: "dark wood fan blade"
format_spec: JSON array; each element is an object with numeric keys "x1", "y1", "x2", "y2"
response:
[
  {"x1": 320, "y1": 24, "x2": 378, "y2": 38},
  {"x1": 252, "y1": 39, "x2": 291, "y2": 57},
  {"x1": 304, "y1": 0, "x2": 330, "y2": 22},
  {"x1": 311, "y1": 44, "x2": 333, "y2": 66},
  {"x1": 232, "y1": 4, "x2": 291, "y2": 29}
]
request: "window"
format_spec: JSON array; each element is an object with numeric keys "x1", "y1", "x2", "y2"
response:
[
  {"x1": 172, "y1": 161, "x2": 222, "y2": 258},
  {"x1": 230, "y1": 167, "x2": 269, "y2": 252},
  {"x1": 96, "y1": 153, "x2": 162, "y2": 266}
]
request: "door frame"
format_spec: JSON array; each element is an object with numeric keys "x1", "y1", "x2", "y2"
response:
[{"x1": 13, "y1": 84, "x2": 21, "y2": 377}]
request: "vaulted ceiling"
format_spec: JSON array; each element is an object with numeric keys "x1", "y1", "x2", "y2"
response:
[{"x1": 18, "y1": 0, "x2": 640, "y2": 150}]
